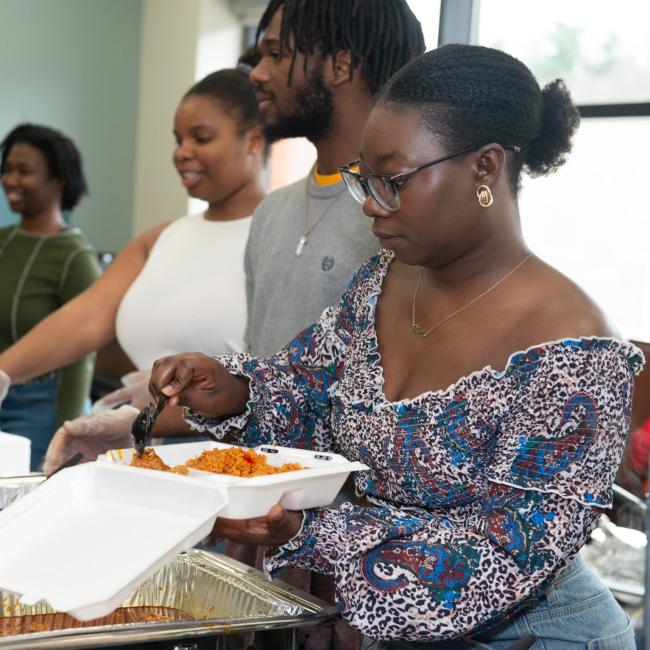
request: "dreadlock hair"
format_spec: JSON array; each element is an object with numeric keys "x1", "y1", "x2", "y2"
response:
[
  {"x1": 0, "y1": 123, "x2": 88, "y2": 211},
  {"x1": 379, "y1": 44, "x2": 580, "y2": 194},
  {"x1": 184, "y1": 68, "x2": 264, "y2": 138},
  {"x1": 256, "y1": 0, "x2": 425, "y2": 95}
]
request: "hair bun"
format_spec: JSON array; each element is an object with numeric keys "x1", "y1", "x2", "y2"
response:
[{"x1": 524, "y1": 79, "x2": 580, "y2": 176}]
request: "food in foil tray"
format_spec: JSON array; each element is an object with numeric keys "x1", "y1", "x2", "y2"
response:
[
  {"x1": 130, "y1": 446, "x2": 307, "y2": 477},
  {"x1": 0, "y1": 606, "x2": 192, "y2": 636}
]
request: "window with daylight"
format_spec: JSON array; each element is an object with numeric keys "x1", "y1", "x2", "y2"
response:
[{"x1": 477, "y1": 0, "x2": 650, "y2": 340}]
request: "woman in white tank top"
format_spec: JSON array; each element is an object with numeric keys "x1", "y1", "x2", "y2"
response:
[{"x1": 0, "y1": 62, "x2": 267, "y2": 471}]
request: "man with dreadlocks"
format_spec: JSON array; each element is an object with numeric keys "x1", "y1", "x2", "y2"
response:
[
  {"x1": 235, "y1": 2, "x2": 424, "y2": 648},
  {"x1": 244, "y1": 0, "x2": 425, "y2": 357}
]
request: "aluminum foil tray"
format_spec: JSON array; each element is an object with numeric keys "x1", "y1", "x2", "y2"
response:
[
  {"x1": 0, "y1": 475, "x2": 44, "y2": 510},
  {"x1": 0, "y1": 550, "x2": 338, "y2": 648}
]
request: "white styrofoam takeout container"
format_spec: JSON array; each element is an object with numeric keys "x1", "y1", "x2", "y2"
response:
[
  {"x1": 99, "y1": 441, "x2": 369, "y2": 518},
  {"x1": 0, "y1": 431, "x2": 31, "y2": 476},
  {"x1": 0, "y1": 443, "x2": 367, "y2": 623},
  {"x1": 0, "y1": 462, "x2": 228, "y2": 622}
]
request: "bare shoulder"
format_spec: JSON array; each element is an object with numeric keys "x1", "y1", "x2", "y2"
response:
[
  {"x1": 520, "y1": 259, "x2": 617, "y2": 341},
  {"x1": 102, "y1": 221, "x2": 173, "y2": 285},
  {"x1": 134, "y1": 221, "x2": 172, "y2": 256}
]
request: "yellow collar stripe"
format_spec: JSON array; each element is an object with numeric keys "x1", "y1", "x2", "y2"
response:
[{"x1": 313, "y1": 166, "x2": 342, "y2": 186}]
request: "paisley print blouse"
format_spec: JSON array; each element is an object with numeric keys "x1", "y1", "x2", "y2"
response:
[{"x1": 185, "y1": 250, "x2": 644, "y2": 642}]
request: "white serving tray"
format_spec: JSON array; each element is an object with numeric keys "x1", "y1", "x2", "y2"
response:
[
  {"x1": 100, "y1": 441, "x2": 369, "y2": 518},
  {"x1": 0, "y1": 462, "x2": 228, "y2": 621}
]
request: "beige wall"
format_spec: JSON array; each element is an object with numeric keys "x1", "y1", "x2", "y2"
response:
[
  {"x1": 196, "y1": 0, "x2": 241, "y2": 79},
  {"x1": 132, "y1": 0, "x2": 241, "y2": 235}
]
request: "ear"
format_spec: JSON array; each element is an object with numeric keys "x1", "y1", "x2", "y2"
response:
[
  {"x1": 245, "y1": 126, "x2": 265, "y2": 156},
  {"x1": 472, "y1": 144, "x2": 508, "y2": 188},
  {"x1": 324, "y1": 50, "x2": 353, "y2": 88}
]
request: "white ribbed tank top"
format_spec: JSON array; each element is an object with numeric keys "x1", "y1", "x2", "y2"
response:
[{"x1": 116, "y1": 213, "x2": 251, "y2": 369}]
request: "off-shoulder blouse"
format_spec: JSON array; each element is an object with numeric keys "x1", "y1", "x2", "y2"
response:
[{"x1": 185, "y1": 249, "x2": 644, "y2": 642}]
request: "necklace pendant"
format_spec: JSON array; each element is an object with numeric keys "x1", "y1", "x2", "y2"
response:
[
  {"x1": 412, "y1": 324, "x2": 428, "y2": 340},
  {"x1": 295, "y1": 234, "x2": 308, "y2": 257}
]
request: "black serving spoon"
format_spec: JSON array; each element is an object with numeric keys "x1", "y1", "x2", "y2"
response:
[
  {"x1": 42, "y1": 398, "x2": 165, "y2": 477},
  {"x1": 43, "y1": 451, "x2": 84, "y2": 479},
  {"x1": 131, "y1": 396, "x2": 166, "y2": 457}
]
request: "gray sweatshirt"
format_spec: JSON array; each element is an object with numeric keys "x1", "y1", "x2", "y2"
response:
[{"x1": 244, "y1": 174, "x2": 379, "y2": 356}]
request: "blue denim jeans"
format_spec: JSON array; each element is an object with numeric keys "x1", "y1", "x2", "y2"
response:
[
  {"x1": 366, "y1": 556, "x2": 634, "y2": 650},
  {"x1": 0, "y1": 375, "x2": 59, "y2": 472}
]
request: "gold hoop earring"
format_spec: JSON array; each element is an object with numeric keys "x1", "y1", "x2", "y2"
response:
[{"x1": 476, "y1": 185, "x2": 493, "y2": 208}]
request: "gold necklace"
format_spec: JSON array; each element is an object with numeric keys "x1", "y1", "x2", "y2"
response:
[
  {"x1": 295, "y1": 165, "x2": 345, "y2": 256},
  {"x1": 411, "y1": 252, "x2": 534, "y2": 340}
]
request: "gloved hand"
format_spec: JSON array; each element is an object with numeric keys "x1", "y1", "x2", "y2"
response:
[
  {"x1": 42, "y1": 404, "x2": 140, "y2": 475},
  {"x1": 0, "y1": 368, "x2": 10, "y2": 407},
  {"x1": 92, "y1": 370, "x2": 151, "y2": 413}
]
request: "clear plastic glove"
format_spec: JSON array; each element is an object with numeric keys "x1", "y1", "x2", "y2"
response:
[
  {"x1": 92, "y1": 370, "x2": 151, "y2": 413},
  {"x1": 0, "y1": 368, "x2": 10, "y2": 407},
  {"x1": 42, "y1": 404, "x2": 139, "y2": 475}
]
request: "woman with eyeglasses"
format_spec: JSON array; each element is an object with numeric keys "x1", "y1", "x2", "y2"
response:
[{"x1": 148, "y1": 45, "x2": 641, "y2": 648}]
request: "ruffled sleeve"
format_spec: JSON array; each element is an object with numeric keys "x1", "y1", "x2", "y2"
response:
[
  {"x1": 183, "y1": 254, "x2": 384, "y2": 450},
  {"x1": 489, "y1": 338, "x2": 644, "y2": 508},
  {"x1": 265, "y1": 338, "x2": 644, "y2": 641}
]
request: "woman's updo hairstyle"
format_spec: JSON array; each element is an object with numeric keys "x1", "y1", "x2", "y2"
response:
[
  {"x1": 184, "y1": 64, "x2": 263, "y2": 138},
  {"x1": 379, "y1": 44, "x2": 580, "y2": 193}
]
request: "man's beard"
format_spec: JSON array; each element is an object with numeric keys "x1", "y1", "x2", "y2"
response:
[{"x1": 263, "y1": 68, "x2": 334, "y2": 144}]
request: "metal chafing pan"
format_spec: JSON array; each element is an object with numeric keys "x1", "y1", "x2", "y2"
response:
[
  {"x1": 0, "y1": 474, "x2": 45, "y2": 510},
  {"x1": 0, "y1": 550, "x2": 339, "y2": 649}
]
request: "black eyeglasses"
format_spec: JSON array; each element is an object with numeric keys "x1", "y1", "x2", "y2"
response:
[{"x1": 339, "y1": 144, "x2": 521, "y2": 212}]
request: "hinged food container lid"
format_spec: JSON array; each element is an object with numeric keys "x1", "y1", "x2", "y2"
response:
[{"x1": 0, "y1": 463, "x2": 228, "y2": 621}]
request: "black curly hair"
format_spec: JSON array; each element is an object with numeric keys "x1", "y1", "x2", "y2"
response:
[
  {"x1": 256, "y1": 0, "x2": 425, "y2": 95},
  {"x1": 1, "y1": 123, "x2": 88, "y2": 211},
  {"x1": 184, "y1": 67, "x2": 264, "y2": 137},
  {"x1": 379, "y1": 44, "x2": 581, "y2": 193}
]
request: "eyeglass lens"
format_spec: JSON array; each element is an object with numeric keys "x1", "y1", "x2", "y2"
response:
[
  {"x1": 342, "y1": 171, "x2": 400, "y2": 212},
  {"x1": 368, "y1": 177, "x2": 400, "y2": 211},
  {"x1": 341, "y1": 173, "x2": 368, "y2": 206}
]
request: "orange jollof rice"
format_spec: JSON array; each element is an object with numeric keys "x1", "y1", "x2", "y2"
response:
[
  {"x1": 130, "y1": 446, "x2": 305, "y2": 477},
  {"x1": 185, "y1": 447, "x2": 305, "y2": 477}
]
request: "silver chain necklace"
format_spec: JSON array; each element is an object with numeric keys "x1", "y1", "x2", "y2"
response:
[
  {"x1": 295, "y1": 165, "x2": 346, "y2": 256},
  {"x1": 411, "y1": 252, "x2": 534, "y2": 340}
]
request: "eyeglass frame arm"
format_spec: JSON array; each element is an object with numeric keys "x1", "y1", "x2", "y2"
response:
[{"x1": 340, "y1": 143, "x2": 521, "y2": 194}]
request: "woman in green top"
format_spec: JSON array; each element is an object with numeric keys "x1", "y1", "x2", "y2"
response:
[{"x1": 0, "y1": 124, "x2": 101, "y2": 470}]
